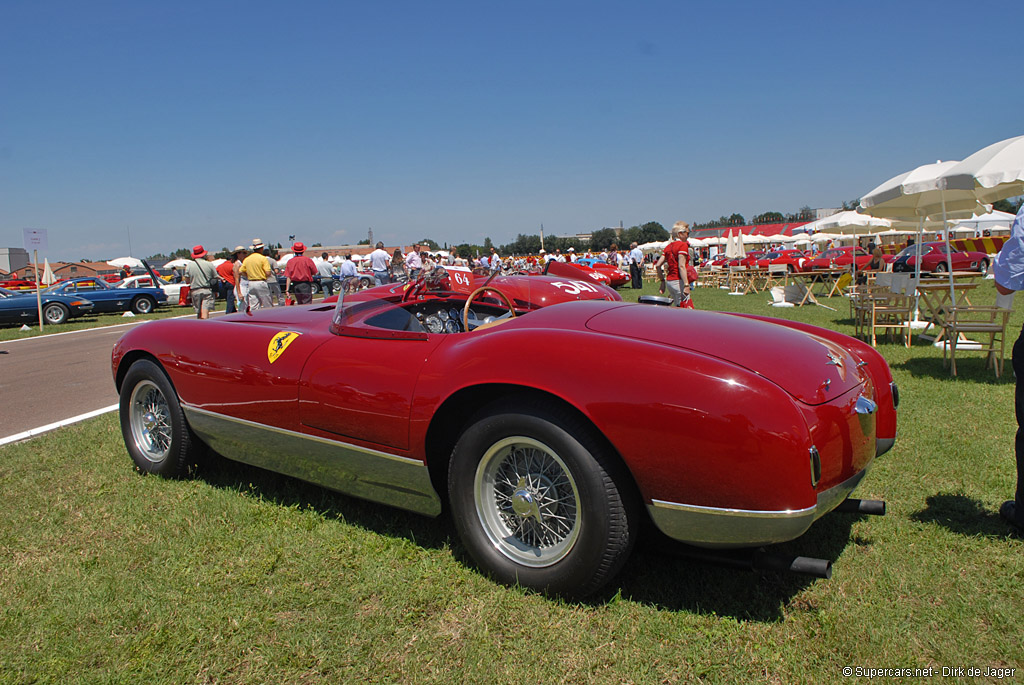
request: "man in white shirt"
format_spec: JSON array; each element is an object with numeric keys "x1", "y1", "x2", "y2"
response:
[
  {"x1": 317, "y1": 252, "x2": 336, "y2": 296},
  {"x1": 489, "y1": 247, "x2": 501, "y2": 272},
  {"x1": 369, "y1": 242, "x2": 391, "y2": 286},
  {"x1": 629, "y1": 242, "x2": 644, "y2": 289},
  {"x1": 406, "y1": 244, "x2": 423, "y2": 280}
]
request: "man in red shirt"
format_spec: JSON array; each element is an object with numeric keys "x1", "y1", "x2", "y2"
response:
[
  {"x1": 216, "y1": 247, "x2": 244, "y2": 314},
  {"x1": 285, "y1": 242, "x2": 318, "y2": 304}
]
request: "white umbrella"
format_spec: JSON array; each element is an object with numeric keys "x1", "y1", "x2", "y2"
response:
[
  {"x1": 41, "y1": 258, "x2": 56, "y2": 286},
  {"x1": 815, "y1": 211, "x2": 892, "y2": 284},
  {"x1": 735, "y1": 231, "x2": 747, "y2": 258},
  {"x1": 724, "y1": 230, "x2": 737, "y2": 259},
  {"x1": 939, "y1": 135, "x2": 1024, "y2": 206},
  {"x1": 163, "y1": 258, "x2": 191, "y2": 269},
  {"x1": 859, "y1": 161, "x2": 977, "y2": 219},
  {"x1": 107, "y1": 257, "x2": 144, "y2": 269},
  {"x1": 277, "y1": 253, "x2": 295, "y2": 266}
]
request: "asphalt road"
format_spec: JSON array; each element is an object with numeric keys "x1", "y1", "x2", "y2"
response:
[{"x1": 0, "y1": 322, "x2": 146, "y2": 441}]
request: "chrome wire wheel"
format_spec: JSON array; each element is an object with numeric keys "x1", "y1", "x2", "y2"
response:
[
  {"x1": 129, "y1": 379, "x2": 173, "y2": 463},
  {"x1": 474, "y1": 436, "x2": 581, "y2": 567}
]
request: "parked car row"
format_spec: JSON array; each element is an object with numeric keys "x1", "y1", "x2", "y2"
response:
[
  {"x1": 700, "y1": 243, "x2": 990, "y2": 276},
  {"x1": 0, "y1": 276, "x2": 169, "y2": 327}
]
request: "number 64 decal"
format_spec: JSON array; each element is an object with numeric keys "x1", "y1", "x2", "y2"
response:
[{"x1": 550, "y1": 280, "x2": 599, "y2": 295}]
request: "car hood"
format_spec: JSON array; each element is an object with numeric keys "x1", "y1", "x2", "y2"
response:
[{"x1": 585, "y1": 306, "x2": 863, "y2": 405}]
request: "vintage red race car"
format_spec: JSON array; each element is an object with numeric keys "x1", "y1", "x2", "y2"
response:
[
  {"x1": 805, "y1": 246, "x2": 893, "y2": 271},
  {"x1": 754, "y1": 249, "x2": 812, "y2": 273},
  {"x1": 112, "y1": 267, "x2": 897, "y2": 597},
  {"x1": 891, "y1": 241, "x2": 990, "y2": 275}
]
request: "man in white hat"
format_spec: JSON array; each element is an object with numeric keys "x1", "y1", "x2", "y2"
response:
[{"x1": 239, "y1": 238, "x2": 272, "y2": 310}]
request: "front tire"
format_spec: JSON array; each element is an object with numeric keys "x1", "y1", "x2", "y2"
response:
[
  {"x1": 119, "y1": 359, "x2": 201, "y2": 477},
  {"x1": 132, "y1": 296, "x2": 155, "y2": 314},
  {"x1": 934, "y1": 262, "x2": 948, "y2": 273},
  {"x1": 979, "y1": 259, "x2": 990, "y2": 277},
  {"x1": 448, "y1": 398, "x2": 637, "y2": 598},
  {"x1": 42, "y1": 303, "x2": 68, "y2": 325}
]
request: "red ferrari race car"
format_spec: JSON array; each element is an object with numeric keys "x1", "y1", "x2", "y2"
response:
[
  {"x1": 112, "y1": 266, "x2": 897, "y2": 597},
  {"x1": 805, "y1": 247, "x2": 893, "y2": 271},
  {"x1": 891, "y1": 242, "x2": 990, "y2": 275},
  {"x1": 754, "y1": 249, "x2": 812, "y2": 273}
]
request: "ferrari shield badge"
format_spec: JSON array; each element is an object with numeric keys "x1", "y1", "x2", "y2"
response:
[{"x1": 268, "y1": 331, "x2": 300, "y2": 364}]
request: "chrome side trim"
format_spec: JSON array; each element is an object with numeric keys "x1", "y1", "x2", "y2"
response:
[
  {"x1": 182, "y1": 405, "x2": 442, "y2": 516},
  {"x1": 647, "y1": 467, "x2": 869, "y2": 549}
]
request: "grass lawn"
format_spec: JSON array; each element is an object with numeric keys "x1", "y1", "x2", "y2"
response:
[{"x1": 1, "y1": 276, "x2": 1022, "y2": 682}]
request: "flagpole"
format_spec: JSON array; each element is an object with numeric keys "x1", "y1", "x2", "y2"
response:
[{"x1": 33, "y1": 249, "x2": 43, "y2": 331}]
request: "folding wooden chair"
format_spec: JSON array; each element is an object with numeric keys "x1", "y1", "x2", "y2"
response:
[{"x1": 942, "y1": 292, "x2": 1014, "y2": 377}]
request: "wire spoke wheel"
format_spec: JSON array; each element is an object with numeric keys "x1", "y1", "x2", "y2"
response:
[
  {"x1": 475, "y1": 436, "x2": 581, "y2": 567},
  {"x1": 128, "y1": 379, "x2": 173, "y2": 463}
]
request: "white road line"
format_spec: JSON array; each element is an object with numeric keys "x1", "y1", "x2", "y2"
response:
[
  {"x1": 0, "y1": 312, "x2": 198, "y2": 345},
  {"x1": 0, "y1": 404, "x2": 119, "y2": 447}
]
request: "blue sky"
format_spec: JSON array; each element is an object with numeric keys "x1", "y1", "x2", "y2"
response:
[{"x1": 2, "y1": 0, "x2": 1022, "y2": 260}]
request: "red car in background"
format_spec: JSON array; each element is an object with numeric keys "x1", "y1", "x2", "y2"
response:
[
  {"x1": 755, "y1": 249, "x2": 812, "y2": 273},
  {"x1": 729, "y1": 251, "x2": 766, "y2": 268},
  {"x1": 576, "y1": 258, "x2": 629, "y2": 288},
  {"x1": 805, "y1": 247, "x2": 893, "y2": 271},
  {"x1": 891, "y1": 242, "x2": 990, "y2": 275},
  {"x1": 0, "y1": 277, "x2": 37, "y2": 291}
]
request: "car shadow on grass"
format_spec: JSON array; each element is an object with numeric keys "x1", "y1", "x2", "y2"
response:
[
  {"x1": 601, "y1": 511, "x2": 867, "y2": 621},
  {"x1": 197, "y1": 451, "x2": 871, "y2": 620},
  {"x1": 895, "y1": 356, "x2": 1013, "y2": 384},
  {"x1": 910, "y1": 492, "x2": 1020, "y2": 538},
  {"x1": 197, "y1": 452, "x2": 452, "y2": 552}
]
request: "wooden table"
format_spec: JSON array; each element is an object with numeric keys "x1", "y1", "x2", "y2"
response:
[
  {"x1": 788, "y1": 270, "x2": 847, "y2": 307},
  {"x1": 915, "y1": 280, "x2": 980, "y2": 341}
]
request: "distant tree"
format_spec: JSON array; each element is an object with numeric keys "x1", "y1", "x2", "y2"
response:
[
  {"x1": 357, "y1": 238, "x2": 371, "y2": 245},
  {"x1": 797, "y1": 205, "x2": 814, "y2": 221},
  {"x1": 637, "y1": 221, "x2": 668, "y2": 243},
  {"x1": 588, "y1": 228, "x2": 618, "y2": 251},
  {"x1": 751, "y1": 212, "x2": 784, "y2": 224},
  {"x1": 483, "y1": 237, "x2": 494, "y2": 251},
  {"x1": 417, "y1": 238, "x2": 440, "y2": 250},
  {"x1": 841, "y1": 198, "x2": 861, "y2": 211},
  {"x1": 728, "y1": 213, "x2": 745, "y2": 225},
  {"x1": 994, "y1": 197, "x2": 1023, "y2": 214}
]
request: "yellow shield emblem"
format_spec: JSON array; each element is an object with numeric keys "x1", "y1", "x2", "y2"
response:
[{"x1": 268, "y1": 331, "x2": 300, "y2": 364}]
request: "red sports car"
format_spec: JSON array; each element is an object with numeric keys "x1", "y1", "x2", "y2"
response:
[
  {"x1": 891, "y1": 242, "x2": 990, "y2": 275},
  {"x1": 805, "y1": 247, "x2": 892, "y2": 271},
  {"x1": 755, "y1": 249, "x2": 811, "y2": 273},
  {"x1": 112, "y1": 267, "x2": 897, "y2": 597},
  {"x1": 729, "y1": 250, "x2": 766, "y2": 268}
]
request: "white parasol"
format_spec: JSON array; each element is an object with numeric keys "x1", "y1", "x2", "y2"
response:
[
  {"x1": 41, "y1": 258, "x2": 56, "y2": 286},
  {"x1": 107, "y1": 257, "x2": 144, "y2": 269},
  {"x1": 163, "y1": 258, "x2": 191, "y2": 269}
]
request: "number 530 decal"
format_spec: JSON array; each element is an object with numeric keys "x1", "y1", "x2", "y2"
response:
[{"x1": 550, "y1": 280, "x2": 600, "y2": 295}]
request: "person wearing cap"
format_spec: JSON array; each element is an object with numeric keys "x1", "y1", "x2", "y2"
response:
[
  {"x1": 239, "y1": 238, "x2": 272, "y2": 310},
  {"x1": 183, "y1": 245, "x2": 219, "y2": 319},
  {"x1": 230, "y1": 246, "x2": 248, "y2": 309},
  {"x1": 216, "y1": 246, "x2": 244, "y2": 314},
  {"x1": 285, "y1": 242, "x2": 317, "y2": 304}
]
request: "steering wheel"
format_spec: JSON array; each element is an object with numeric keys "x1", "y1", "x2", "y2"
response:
[{"x1": 463, "y1": 286, "x2": 517, "y2": 331}]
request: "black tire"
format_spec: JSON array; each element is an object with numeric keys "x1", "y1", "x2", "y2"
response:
[
  {"x1": 448, "y1": 398, "x2": 637, "y2": 598},
  {"x1": 42, "y1": 303, "x2": 68, "y2": 325},
  {"x1": 358, "y1": 277, "x2": 372, "y2": 291},
  {"x1": 310, "y1": 281, "x2": 321, "y2": 295},
  {"x1": 979, "y1": 259, "x2": 990, "y2": 277},
  {"x1": 132, "y1": 296, "x2": 155, "y2": 314},
  {"x1": 119, "y1": 359, "x2": 201, "y2": 477},
  {"x1": 935, "y1": 262, "x2": 948, "y2": 273}
]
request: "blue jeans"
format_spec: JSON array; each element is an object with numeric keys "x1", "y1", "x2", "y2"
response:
[{"x1": 373, "y1": 270, "x2": 390, "y2": 286}]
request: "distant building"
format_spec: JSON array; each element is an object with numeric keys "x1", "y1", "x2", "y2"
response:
[
  {"x1": 0, "y1": 247, "x2": 29, "y2": 274},
  {"x1": 814, "y1": 208, "x2": 842, "y2": 219}
]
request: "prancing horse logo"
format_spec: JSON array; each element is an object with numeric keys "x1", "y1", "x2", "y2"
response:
[{"x1": 268, "y1": 331, "x2": 300, "y2": 363}]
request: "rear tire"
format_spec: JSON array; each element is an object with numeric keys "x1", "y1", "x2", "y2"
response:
[
  {"x1": 132, "y1": 296, "x2": 155, "y2": 314},
  {"x1": 979, "y1": 259, "x2": 990, "y2": 277},
  {"x1": 935, "y1": 262, "x2": 948, "y2": 273},
  {"x1": 119, "y1": 359, "x2": 202, "y2": 477},
  {"x1": 42, "y1": 303, "x2": 68, "y2": 325},
  {"x1": 448, "y1": 398, "x2": 637, "y2": 598}
]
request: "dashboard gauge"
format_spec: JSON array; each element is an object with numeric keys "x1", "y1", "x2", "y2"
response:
[
  {"x1": 466, "y1": 309, "x2": 478, "y2": 322},
  {"x1": 444, "y1": 319, "x2": 460, "y2": 334},
  {"x1": 424, "y1": 315, "x2": 444, "y2": 334},
  {"x1": 437, "y1": 309, "x2": 450, "y2": 321},
  {"x1": 449, "y1": 308, "x2": 461, "y2": 322}
]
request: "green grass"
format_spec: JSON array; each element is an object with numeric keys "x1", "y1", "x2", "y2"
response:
[{"x1": 1, "y1": 278, "x2": 1022, "y2": 683}]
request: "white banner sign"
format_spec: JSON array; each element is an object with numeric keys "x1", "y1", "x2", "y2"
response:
[{"x1": 23, "y1": 228, "x2": 48, "y2": 252}]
